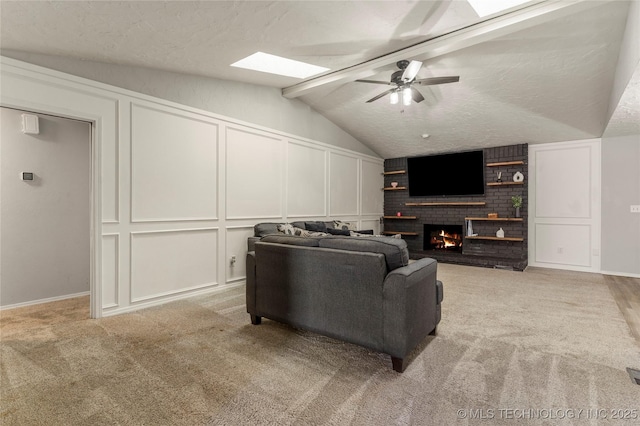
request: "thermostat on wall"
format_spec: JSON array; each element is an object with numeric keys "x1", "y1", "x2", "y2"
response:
[{"x1": 20, "y1": 172, "x2": 34, "y2": 181}]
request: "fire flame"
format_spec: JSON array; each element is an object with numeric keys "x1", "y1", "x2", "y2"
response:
[{"x1": 438, "y1": 230, "x2": 459, "y2": 248}]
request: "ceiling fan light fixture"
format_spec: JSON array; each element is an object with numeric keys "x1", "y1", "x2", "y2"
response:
[
  {"x1": 402, "y1": 87, "x2": 412, "y2": 106},
  {"x1": 390, "y1": 91, "x2": 399, "y2": 105}
]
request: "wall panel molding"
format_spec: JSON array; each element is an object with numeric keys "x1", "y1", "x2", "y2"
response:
[
  {"x1": 329, "y1": 152, "x2": 359, "y2": 217},
  {"x1": 130, "y1": 228, "x2": 218, "y2": 303},
  {"x1": 101, "y1": 234, "x2": 119, "y2": 309},
  {"x1": 225, "y1": 126, "x2": 284, "y2": 219},
  {"x1": 287, "y1": 141, "x2": 327, "y2": 218},
  {"x1": 130, "y1": 102, "x2": 219, "y2": 223},
  {"x1": 529, "y1": 139, "x2": 601, "y2": 272}
]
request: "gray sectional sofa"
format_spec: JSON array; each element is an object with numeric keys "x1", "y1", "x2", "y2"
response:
[{"x1": 246, "y1": 221, "x2": 443, "y2": 372}]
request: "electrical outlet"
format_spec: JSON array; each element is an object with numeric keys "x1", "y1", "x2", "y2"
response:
[
  {"x1": 230, "y1": 255, "x2": 236, "y2": 265},
  {"x1": 631, "y1": 205, "x2": 640, "y2": 213}
]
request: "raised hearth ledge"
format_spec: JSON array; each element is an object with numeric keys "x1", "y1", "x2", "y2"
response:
[{"x1": 410, "y1": 250, "x2": 527, "y2": 271}]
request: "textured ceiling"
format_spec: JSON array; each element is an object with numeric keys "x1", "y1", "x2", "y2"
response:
[{"x1": 0, "y1": 0, "x2": 637, "y2": 158}]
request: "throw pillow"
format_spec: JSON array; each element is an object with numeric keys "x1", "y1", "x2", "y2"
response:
[
  {"x1": 327, "y1": 228, "x2": 350, "y2": 236},
  {"x1": 305, "y1": 221, "x2": 327, "y2": 232},
  {"x1": 332, "y1": 220, "x2": 356, "y2": 231},
  {"x1": 277, "y1": 224, "x2": 306, "y2": 236},
  {"x1": 277, "y1": 223, "x2": 294, "y2": 235},
  {"x1": 355, "y1": 229, "x2": 374, "y2": 235}
]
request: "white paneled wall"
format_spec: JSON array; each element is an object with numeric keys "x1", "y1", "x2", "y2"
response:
[
  {"x1": 529, "y1": 140, "x2": 601, "y2": 272},
  {"x1": 226, "y1": 126, "x2": 284, "y2": 219},
  {"x1": 329, "y1": 152, "x2": 360, "y2": 217},
  {"x1": 101, "y1": 234, "x2": 119, "y2": 308},
  {"x1": 287, "y1": 142, "x2": 327, "y2": 218},
  {"x1": 0, "y1": 57, "x2": 383, "y2": 317},
  {"x1": 131, "y1": 103, "x2": 219, "y2": 222},
  {"x1": 130, "y1": 228, "x2": 219, "y2": 302}
]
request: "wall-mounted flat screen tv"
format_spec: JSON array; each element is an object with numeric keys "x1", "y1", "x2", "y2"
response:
[{"x1": 407, "y1": 150, "x2": 485, "y2": 197}]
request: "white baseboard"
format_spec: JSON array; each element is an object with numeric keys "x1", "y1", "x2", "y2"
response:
[
  {"x1": 101, "y1": 281, "x2": 245, "y2": 317},
  {"x1": 0, "y1": 291, "x2": 90, "y2": 311},
  {"x1": 600, "y1": 270, "x2": 640, "y2": 279}
]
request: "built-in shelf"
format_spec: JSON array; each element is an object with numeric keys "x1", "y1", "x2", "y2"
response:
[
  {"x1": 486, "y1": 181, "x2": 524, "y2": 186},
  {"x1": 382, "y1": 231, "x2": 418, "y2": 236},
  {"x1": 382, "y1": 170, "x2": 406, "y2": 175},
  {"x1": 384, "y1": 216, "x2": 417, "y2": 220},
  {"x1": 465, "y1": 217, "x2": 523, "y2": 222},
  {"x1": 486, "y1": 161, "x2": 525, "y2": 167},
  {"x1": 383, "y1": 186, "x2": 407, "y2": 191},
  {"x1": 466, "y1": 236, "x2": 524, "y2": 242},
  {"x1": 405, "y1": 202, "x2": 486, "y2": 207}
]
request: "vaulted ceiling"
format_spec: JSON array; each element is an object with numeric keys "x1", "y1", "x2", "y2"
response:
[{"x1": 1, "y1": 0, "x2": 637, "y2": 158}]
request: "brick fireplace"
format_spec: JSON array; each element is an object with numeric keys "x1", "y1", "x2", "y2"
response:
[{"x1": 383, "y1": 144, "x2": 528, "y2": 270}]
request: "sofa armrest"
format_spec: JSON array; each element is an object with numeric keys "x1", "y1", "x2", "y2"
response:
[
  {"x1": 382, "y1": 257, "x2": 439, "y2": 359},
  {"x1": 247, "y1": 237, "x2": 261, "y2": 252},
  {"x1": 246, "y1": 251, "x2": 256, "y2": 315}
]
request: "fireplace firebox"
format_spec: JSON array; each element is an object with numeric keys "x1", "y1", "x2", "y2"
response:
[{"x1": 423, "y1": 224, "x2": 464, "y2": 252}]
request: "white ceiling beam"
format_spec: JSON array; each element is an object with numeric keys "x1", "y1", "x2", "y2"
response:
[{"x1": 282, "y1": 0, "x2": 612, "y2": 99}]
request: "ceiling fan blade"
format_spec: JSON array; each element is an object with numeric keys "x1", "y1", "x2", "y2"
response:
[
  {"x1": 415, "y1": 76, "x2": 460, "y2": 86},
  {"x1": 355, "y1": 79, "x2": 393, "y2": 85},
  {"x1": 366, "y1": 89, "x2": 396, "y2": 103},
  {"x1": 411, "y1": 87, "x2": 425, "y2": 103},
  {"x1": 401, "y1": 60, "x2": 423, "y2": 82}
]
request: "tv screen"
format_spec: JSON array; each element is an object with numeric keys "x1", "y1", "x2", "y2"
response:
[{"x1": 407, "y1": 150, "x2": 485, "y2": 197}]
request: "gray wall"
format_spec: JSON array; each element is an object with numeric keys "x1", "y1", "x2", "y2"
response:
[
  {"x1": 1, "y1": 50, "x2": 379, "y2": 158},
  {"x1": 601, "y1": 134, "x2": 640, "y2": 275},
  {"x1": 600, "y1": 0, "x2": 640, "y2": 276},
  {"x1": 1, "y1": 108, "x2": 91, "y2": 306}
]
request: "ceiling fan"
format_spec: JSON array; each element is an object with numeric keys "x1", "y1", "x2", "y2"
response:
[{"x1": 356, "y1": 60, "x2": 459, "y2": 105}]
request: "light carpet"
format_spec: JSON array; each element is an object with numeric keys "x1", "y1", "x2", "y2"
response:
[{"x1": 1, "y1": 264, "x2": 639, "y2": 425}]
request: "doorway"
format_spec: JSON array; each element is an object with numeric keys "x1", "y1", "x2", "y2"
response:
[{"x1": 1, "y1": 107, "x2": 92, "y2": 313}]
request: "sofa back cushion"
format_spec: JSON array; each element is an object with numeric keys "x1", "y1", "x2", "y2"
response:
[
  {"x1": 318, "y1": 236, "x2": 409, "y2": 271},
  {"x1": 254, "y1": 222, "x2": 283, "y2": 237},
  {"x1": 260, "y1": 234, "x2": 322, "y2": 247}
]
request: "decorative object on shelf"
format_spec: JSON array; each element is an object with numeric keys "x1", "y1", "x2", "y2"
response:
[
  {"x1": 513, "y1": 171, "x2": 524, "y2": 182},
  {"x1": 488, "y1": 213, "x2": 498, "y2": 218},
  {"x1": 496, "y1": 228, "x2": 505, "y2": 238},
  {"x1": 496, "y1": 171, "x2": 502, "y2": 182},
  {"x1": 391, "y1": 181, "x2": 398, "y2": 188},
  {"x1": 511, "y1": 195, "x2": 523, "y2": 218},
  {"x1": 466, "y1": 219, "x2": 476, "y2": 237},
  {"x1": 396, "y1": 211, "x2": 402, "y2": 217}
]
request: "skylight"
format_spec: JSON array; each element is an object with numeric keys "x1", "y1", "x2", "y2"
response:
[
  {"x1": 230, "y1": 52, "x2": 329, "y2": 79},
  {"x1": 467, "y1": 0, "x2": 532, "y2": 17}
]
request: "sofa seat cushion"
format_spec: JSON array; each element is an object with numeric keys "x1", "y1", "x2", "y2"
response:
[
  {"x1": 260, "y1": 234, "x2": 322, "y2": 247},
  {"x1": 318, "y1": 236, "x2": 409, "y2": 271}
]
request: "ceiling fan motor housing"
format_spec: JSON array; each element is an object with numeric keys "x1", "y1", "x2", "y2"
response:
[
  {"x1": 396, "y1": 60, "x2": 410, "y2": 70},
  {"x1": 391, "y1": 70, "x2": 405, "y2": 85}
]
